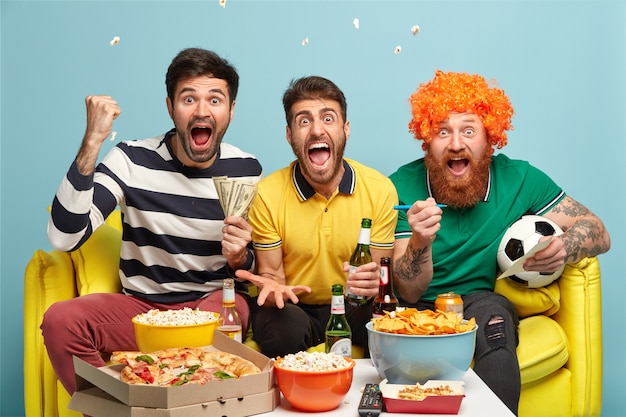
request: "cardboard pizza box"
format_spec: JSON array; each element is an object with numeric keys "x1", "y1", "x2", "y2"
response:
[
  {"x1": 69, "y1": 385, "x2": 280, "y2": 417},
  {"x1": 70, "y1": 331, "x2": 275, "y2": 409}
]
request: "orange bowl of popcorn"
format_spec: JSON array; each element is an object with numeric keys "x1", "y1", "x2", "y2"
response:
[
  {"x1": 273, "y1": 352, "x2": 355, "y2": 412},
  {"x1": 132, "y1": 308, "x2": 219, "y2": 352}
]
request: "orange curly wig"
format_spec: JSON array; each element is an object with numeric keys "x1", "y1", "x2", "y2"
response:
[{"x1": 408, "y1": 70, "x2": 514, "y2": 151}]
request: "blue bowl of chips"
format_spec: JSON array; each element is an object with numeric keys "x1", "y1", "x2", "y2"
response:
[{"x1": 366, "y1": 319, "x2": 477, "y2": 384}]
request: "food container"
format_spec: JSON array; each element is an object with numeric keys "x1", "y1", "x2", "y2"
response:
[
  {"x1": 132, "y1": 309, "x2": 219, "y2": 351},
  {"x1": 366, "y1": 321, "x2": 477, "y2": 384},
  {"x1": 273, "y1": 356, "x2": 355, "y2": 412},
  {"x1": 379, "y1": 379, "x2": 465, "y2": 414}
]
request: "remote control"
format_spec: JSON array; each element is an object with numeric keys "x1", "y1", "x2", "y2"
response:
[{"x1": 358, "y1": 383, "x2": 384, "y2": 417}]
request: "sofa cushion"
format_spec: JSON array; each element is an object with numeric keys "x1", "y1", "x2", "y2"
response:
[
  {"x1": 494, "y1": 278, "x2": 560, "y2": 318},
  {"x1": 517, "y1": 315, "x2": 569, "y2": 384},
  {"x1": 519, "y1": 368, "x2": 571, "y2": 417},
  {"x1": 70, "y1": 223, "x2": 122, "y2": 295}
]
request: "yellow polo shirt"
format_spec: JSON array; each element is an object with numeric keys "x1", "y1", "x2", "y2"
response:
[{"x1": 249, "y1": 159, "x2": 398, "y2": 304}]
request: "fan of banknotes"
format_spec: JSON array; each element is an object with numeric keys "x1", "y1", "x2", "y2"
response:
[{"x1": 213, "y1": 176, "x2": 257, "y2": 219}]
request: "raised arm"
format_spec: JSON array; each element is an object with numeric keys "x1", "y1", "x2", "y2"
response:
[
  {"x1": 76, "y1": 95, "x2": 121, "y2": 175},
  {"x1": 391, "y1": 199, "x2": 443, "y2": 304}
]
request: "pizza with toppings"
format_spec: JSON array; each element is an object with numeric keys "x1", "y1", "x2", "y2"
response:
[{"x1": 110, "y1": 347, "x2": 261, "y2": 386}]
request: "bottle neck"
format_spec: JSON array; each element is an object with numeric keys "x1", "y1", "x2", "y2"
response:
[
  {"x1": 330, "y1": 294, "x2": 346, "y2": 315},
  {"x1": 378, "y1": 263, "x2": 394, "y2": 296},
  {"x1": 223, "y1": 287, "x2": 236, "y2": 306},
  {"x1": 357, "y1": 227, "x2": 371, "y2": 245}
]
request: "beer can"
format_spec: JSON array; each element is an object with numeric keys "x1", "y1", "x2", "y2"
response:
[{"x1": 435, "y1": 292, "x2": 463, "y2": 318}]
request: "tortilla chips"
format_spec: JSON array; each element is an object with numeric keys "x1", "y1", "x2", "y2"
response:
[
  {"x1": 398, "y1": 383, "x2": 458, "y2": 400},
  {"x1": 371, "y1": 308, "x2": 476, "y2": 335}
]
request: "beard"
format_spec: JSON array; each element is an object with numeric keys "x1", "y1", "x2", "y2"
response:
[
  {"x1": 293, "y1": 135, "x2": 346, "y2": 186},
  {"x1": 424, "y1": 147, "x2": 492, "y2": 208},
  {"x1": 177, "y1": 117, "x2": 228, "y2": 164}
]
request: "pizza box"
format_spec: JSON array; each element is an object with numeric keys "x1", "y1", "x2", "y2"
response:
[
  {"x1": 69, "y1": 385, "x2": 280, "y2": 417},
  {"x1": 70, "y1": 331, "x2": 275, "y2": 409},
  {"x1": 379, "y1": 379, "x2": 465, "y2": 414}
]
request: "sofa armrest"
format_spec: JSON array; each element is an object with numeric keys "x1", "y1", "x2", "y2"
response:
[
  {"x1": 24, "y1": 249, "x2": 78, "y2": 417},
  {"x1": 551, "y1": 256, "x2": 603, "y2": 417}
]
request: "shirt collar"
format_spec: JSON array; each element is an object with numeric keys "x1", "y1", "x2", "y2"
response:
[
  {"x1": 292, "y1": 159, "x2": 355, "y2": 201},
  {"x1": 426, "y1": 165, "x2": 492, "y2": 202}
]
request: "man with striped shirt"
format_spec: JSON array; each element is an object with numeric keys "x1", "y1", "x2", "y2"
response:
[{"x1": 41, "y1": 48, "x2": 262, "y2": 396}]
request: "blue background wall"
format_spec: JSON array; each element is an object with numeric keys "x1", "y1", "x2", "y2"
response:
[{"x1": 1, "y1": 1, "x2": 624, "y2": 416}]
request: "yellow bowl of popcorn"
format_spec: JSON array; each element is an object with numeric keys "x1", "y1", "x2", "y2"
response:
[
  {"x1": 273, "y1": 351, "x2": 355, "y2": 412},
  {"x1": 132, "y1": 308, "x2": 220, "y2": 351}
]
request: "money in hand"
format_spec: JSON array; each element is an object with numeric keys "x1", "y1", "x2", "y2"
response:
[{"x1": 213, "y1": 176, "x2": 257, "y2": 219}]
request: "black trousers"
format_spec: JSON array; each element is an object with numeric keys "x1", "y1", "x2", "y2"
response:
[
  {"x1": 410, "y1": 292, "x2": 521, "y2": 416},
  {"x1": 248, "y1": 297, "x2": 373, "y2": 359}
]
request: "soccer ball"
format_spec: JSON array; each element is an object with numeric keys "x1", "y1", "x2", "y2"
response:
[{"x1": 497, "y1": 215, "x2": 565, "y2": 288}]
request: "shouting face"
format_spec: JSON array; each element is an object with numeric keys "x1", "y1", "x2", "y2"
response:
[
  {"x1": 425, "y1": 112, "x2": 492, "y2": 208},
  {"x1": 286, "y1": 98, "x2": 350, "y2": 198},
  {"x1": 166, "y1": 76, "x2": 234, "y2": 169}
]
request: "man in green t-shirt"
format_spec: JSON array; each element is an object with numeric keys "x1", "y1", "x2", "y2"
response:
[{"x1": 390, "y1": 70, "x2": 610, "y2": 415}]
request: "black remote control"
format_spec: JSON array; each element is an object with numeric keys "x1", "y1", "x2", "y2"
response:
[{"x1": 358, "y1": 383, "x2": 384, "y2": 417}]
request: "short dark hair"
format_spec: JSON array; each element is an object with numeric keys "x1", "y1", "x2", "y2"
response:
[
  {"x1": 282, "y1": 76, "x2": 347, "y2": 126},
  {"x1": 165, "y1": 48, "x2": 239, "y2": 105}
]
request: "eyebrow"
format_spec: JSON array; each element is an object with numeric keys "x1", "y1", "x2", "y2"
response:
[
  {"x1": 178, "y1": 87, "x2": 227, "y2": 97},
  {"x1": 294, "y1": 107, "x2": 338, "y2": 119}
]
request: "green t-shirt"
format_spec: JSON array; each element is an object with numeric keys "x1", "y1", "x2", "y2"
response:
[{"x1": 390, "y1": 154, "x2": 565, "y2": 301}]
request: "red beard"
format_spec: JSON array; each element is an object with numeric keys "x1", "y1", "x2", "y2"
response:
[{"x1": 424, "y1": 148, "x2": 492, "y2": 208}]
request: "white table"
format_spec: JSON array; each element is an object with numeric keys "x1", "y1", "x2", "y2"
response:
[{"x1": 260, "y1": 359, "x2": 515, "y2": 416}]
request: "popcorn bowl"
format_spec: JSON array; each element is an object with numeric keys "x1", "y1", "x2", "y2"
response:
[
  {"x1": 366, "y1": 321, "x2": 477, "y2": 384},
  {"x1": 273, "y1": 356, "x2": 355, "y2": 412},
  {"x1": 132, "y1": 309, "x2": 219, "y2": 352}
]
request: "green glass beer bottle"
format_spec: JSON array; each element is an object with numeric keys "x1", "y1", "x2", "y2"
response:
[
  {"x1": 346, "y1": 218, "x2": 372, "y2": 306},
  {"x1": 325, "y1": 284, "x2": 352, "y2": 358}
]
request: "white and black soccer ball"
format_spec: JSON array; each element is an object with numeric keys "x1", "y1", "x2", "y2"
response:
[{"x1": 497, "y1": 215, "x2": 565, "y2": 288}]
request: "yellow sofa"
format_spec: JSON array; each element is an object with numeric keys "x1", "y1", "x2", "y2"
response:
[{"x1": 24, "y1": 211, "x2": 603, "y2": 417}]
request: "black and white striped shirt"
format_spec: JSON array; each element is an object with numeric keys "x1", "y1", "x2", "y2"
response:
[{"x1": 48, "y1": 129, "x2": 263, "y2": 302}]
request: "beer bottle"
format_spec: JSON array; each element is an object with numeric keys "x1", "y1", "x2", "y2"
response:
[
  {"x1": 346, "y1": 218, "x2": 372, "y2": 306},
  {"x1": 373, "y1": 257, "x2": 399, "y2": 317},
  {"x1": 325, "y1": 284, "x2": 352, "y2": 358},
  {"x1": 217, "y1": 278, "x2": 243, "y2": 342}
]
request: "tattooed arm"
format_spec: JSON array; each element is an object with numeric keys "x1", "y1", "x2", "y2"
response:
[
  {"x1": 392, "y1": 198, "x2": 443, "y2": 304},
  {"x1": 525, "y1": 196, "x2": 611, "y2": 273}
]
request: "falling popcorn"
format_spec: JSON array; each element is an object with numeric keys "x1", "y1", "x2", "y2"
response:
[
  {"x1": 353, "y1": 18, "x2": 360, "y2": 29},
  {"x1": 219, "y1": 0, "x2": 226, "y2": 7},
  {"x1": 110, "y1": 131, "x2": 118, "y2": 142},
  {"x1": 110, "y1": 36, "x2": 120, "y2": 46},
  {"x1": 394, "y1": 45, "x2": 402, "y2": 54},
  {"x1": 411, "y1": 25, "x2": 420, "y2": 35},
  {"x1": 302, "y1": 37, "x2": 309, "y2": 46}
]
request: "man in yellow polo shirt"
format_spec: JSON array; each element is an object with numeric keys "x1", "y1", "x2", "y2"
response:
[{"x1": 236, "y1": 76, "x2": 398, "y2": 358}]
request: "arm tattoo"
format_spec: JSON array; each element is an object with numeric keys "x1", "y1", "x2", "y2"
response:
[
  {"x1": 550, "y1": 197, "x2": 610, "y2": 262},
  {"x1": 562, "y1": 219, "x2": 608, "y2": 263},
  {"x1": 394, "y1": 245, "x2": 430, "y2": 283},
  {"x1": 549, "y1": 198, "x2": 590, "y2": 218}
]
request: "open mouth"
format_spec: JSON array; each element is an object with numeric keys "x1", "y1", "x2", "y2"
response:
[
  {"x1": 191, "y1": 127, "x2": 213, "y2": 148},
  {"x1": 308, "y1": 142, "x2": 331, "y2": 168},
  {"x1": 447, "y1": 157, "x2": 470, "y2": 176}
]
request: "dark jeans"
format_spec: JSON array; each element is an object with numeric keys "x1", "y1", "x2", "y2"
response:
[
  {"x1": 249, "y1": 297, "x2": 373, "y2": 358},
  {"x1": 409, "y1": 292, "x2": 520, "y2": 416}
]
